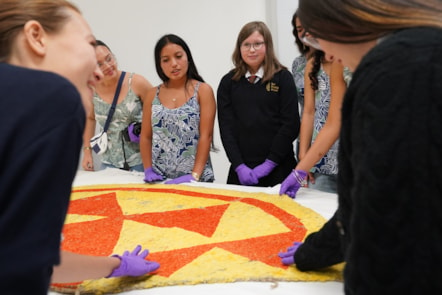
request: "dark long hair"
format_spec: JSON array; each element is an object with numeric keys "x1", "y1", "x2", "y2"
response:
[
  {"x1": 298, "y1": 0, "x2": 442, "y2": 44},
  {"x1": 95, "y1": 40, "x2": 112, "y2": 52},
  {"x1": 154, "y1": 34, "x2": 204, "y2": 83},
  {"x1": 308, "y1": 50, "x2": 325, "y2": 91},
  {"x1": 291, "y1": 11, "x2": 310, "y2": 56}
]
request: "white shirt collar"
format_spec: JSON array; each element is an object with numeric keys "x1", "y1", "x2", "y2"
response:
[{"x1": 245, "y1": 66, "x2": 264, "y2": 80}]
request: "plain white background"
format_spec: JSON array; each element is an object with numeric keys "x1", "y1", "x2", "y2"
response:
[{"x1": 72, "y1": 0, "x2": 300, "y2": 183}]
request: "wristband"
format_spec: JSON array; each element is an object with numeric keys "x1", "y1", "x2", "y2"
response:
[{"x1": 191, "y1": 171, "x2": 200, "y2": 181}]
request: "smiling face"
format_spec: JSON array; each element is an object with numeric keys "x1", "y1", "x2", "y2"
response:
[
  {"x1": 240, "y1": 31, "x2": 266, "y2": 73},
  {"x1": 95, "y1": 45, "x2": 117, "y2": 79},
  {"x1": 159, "y1": 43, "x2": 189, "y2": 81},
  {"x1": 45, "y1": 9, "x2": 102, "y2": 111}
]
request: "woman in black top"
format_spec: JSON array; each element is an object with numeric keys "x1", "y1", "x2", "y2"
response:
[
  {"x1": 217, "y1": 21, "x2": 300, "y2": 187},
  {"x1": 279, "y1": 0, "x2": 442, "y2": 294}
]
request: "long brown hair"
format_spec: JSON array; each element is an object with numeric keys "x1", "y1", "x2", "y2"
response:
[
  {"x1": 231, "y1": 21, "x2": 286, "y2": 82},
  {"x1": 0, "y1": 0, "x2": 80, "y2": 62},
  {"x1": 298, "y1": 0, "x2": 442, "y2": 44}
]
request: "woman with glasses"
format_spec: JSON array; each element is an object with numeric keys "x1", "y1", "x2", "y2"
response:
[
  {"x1": 281, "y1": 0, "x2": 442, "y2": 293},
  {"x1": 217, "y1": 21, "x2": 300, "y2": 187},
  {"x1": 82, "y1": 40, "x2": 153, "y2": 172}
]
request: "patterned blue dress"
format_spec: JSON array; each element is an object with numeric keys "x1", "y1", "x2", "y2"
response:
[
  {"x1": 311, "y1": 66, "x2": 338, "y2": 175},
  {"x1": 291, "y1": 55, "x2": 307, "y2": 112},
  {"x1": 311, "y1": 66, "x2": 353, "y2": 175},
  {"x1": 151, "y1": 82, "x2": 214, "y2": 182}
]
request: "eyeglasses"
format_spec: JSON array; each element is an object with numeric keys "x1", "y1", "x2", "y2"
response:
[
  {"x1": 241, "y1": 42, "x2": 265, "y2": 51},
  {"x1": 97, "y1": 54, "x2": 115, "y2": 69},
  {"x1": 301, "y1": 32, "x2": 322, "y2": 50}
]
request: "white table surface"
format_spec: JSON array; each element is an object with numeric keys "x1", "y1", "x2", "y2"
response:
[{"x1": 49, "y1": 168, "x2": 343, "y2": 295}]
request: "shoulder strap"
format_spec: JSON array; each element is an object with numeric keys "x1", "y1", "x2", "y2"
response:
[
  {"x1": 103, "y1": 71, "x2": 126, "y2": 132},
  {"x1": 193, "y1": 82, "x2": 201, "y2": 96}
]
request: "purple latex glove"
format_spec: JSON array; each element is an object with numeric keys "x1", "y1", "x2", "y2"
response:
[
  {"x1": 279, "y1": 169, "x2": 307, "y2": 199},
  {"x1": 165, "y1": 174, "x2": 195, "y2": 184},
  {"x1": 252, "y1": 159, "x2": 277, "y2": 179},
  {"x1": 278, "y1": 242, "x2": 303, "y2": 265},
  {"x1": 127, "y1": 122, "x2": 140, "y2": 143},
  {"x1": 235, "y1": 164, "x2": 258, "y2": 186},
  {"x1": 107, "y1": 245, "x2": 160, "y2": 278},
  {"x1": 143, "y1": 167, "x2": 164, "y2": 183}
]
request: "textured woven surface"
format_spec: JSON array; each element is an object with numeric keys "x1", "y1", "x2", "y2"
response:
[{"x1": 51, "y1": 184, "x2": 343, "y2": 294}]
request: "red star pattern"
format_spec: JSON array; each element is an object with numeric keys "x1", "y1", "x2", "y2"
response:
[{"x1": 61, "y1": 187, "x2": 307, "y2": 278}]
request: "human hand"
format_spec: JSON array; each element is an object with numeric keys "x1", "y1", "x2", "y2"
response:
[
  {"x1": 279, "y1": 170, "x2": 307, "y2": 198},
  {"x1": 107, "y1": 245, "x2": 160, "y2": 278},
  {"x1": 235, "y1": 164, "x2": 258, "y2": 186},
  {"x1": 127, "y1": 122, "x2": 141, "y2": 143},
  {"x1": 306, "y1": 172, "x2": 315, "y2": 186},
  {"x1": 252, "y1": 159, "x2": 277, "y2": 179},
  {"x1": 81, "y1": 152, "x2": 94, "y2": 171},
  {"x1": 143, "y1": 167, "x2": 164, "y2": 183},
  {"x1": 165, "y1": 174, "x2": 195, "y2": 184},
  {"x1": 278, "y1": 242, "x2": 303, "y2": 265}
]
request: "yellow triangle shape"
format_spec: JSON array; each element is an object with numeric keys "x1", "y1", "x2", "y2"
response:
[
  {"x1": 115, "y1": 190, "x2": 229, "y2": 215},
  {"x1": 212, "y1": 202, "x2": 290, "y2": 241},
  {"x1": 64, "y1": 213, "x2": 106, "y2": 224}
]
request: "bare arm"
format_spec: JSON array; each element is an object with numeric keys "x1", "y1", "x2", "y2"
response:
[
  {"x1": 51, "y1": 251, "x2": 120, "y2": 283},
  {"x1": 139, "y1": 87, "x2": 156, "y2": 169},
  {"x1": 131, "y1": 73, "x2": 154, "y2": 104},
  {"x1": 193, "y1": 82, "x2": 216, "y2": 178},
  {"x1": 298, "y1": 59, "x2": 315, "y2": 162},
  {"x1": 81, "y1": 106, "x2": 96, "y2": 171}
]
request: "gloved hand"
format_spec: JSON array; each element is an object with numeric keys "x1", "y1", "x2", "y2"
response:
[
  {"x1": 165, "y1": 174, "x2": 195, "y2": 184},
  {"x1": 278, "y1": 242, "x2": 303, "y2": 265},
  {"x1": 107, "y1": 245, "x2": 160, "y2": 278},
  {"x1": 235, "y1": 164, "x2": 258, "y2": 186},
  {"x1": 279, "y1": 169, "x2": 307, "y2": 199},
  {"x1": 143, "y1": 167, "x2": 164, "y2": 183},
  {"x1": 252, "y1": 159, "x2": 277, "y2": 179},
  {"x1": 127, "y1": 122, "x2": 141, "y2": 143}
]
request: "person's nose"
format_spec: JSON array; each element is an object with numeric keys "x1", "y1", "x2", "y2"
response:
[
  {"x1": 171, "y1": 58, "x2": 178, "y2": 67},
  {"x1": 94, "y1": 65, "x2": 104, "y2": 82}
]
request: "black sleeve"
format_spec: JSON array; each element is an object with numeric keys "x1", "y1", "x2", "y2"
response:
[
  {"x1": 340, "y1": 58, "x2": 442, "y2": 290},
  {"x1": 294, "y1": 212, "x2": 345, "y2": 271},
  {"x1": 217, "y1": 72, "x2": 244, "y2": 168},
  {"x1": 267, "y1": 70, "x2": 300, "y2": 163}
]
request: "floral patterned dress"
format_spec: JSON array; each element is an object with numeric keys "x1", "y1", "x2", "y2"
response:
[
  {"x1": 93, "y1": 73, "x2": 142, "y2": 169},
  {"x1": 311, "y1": 66, "x2": 338, "y2": 175},
  {"x1": 151, "y1": 82, "x2": 214, "y2": 181}
]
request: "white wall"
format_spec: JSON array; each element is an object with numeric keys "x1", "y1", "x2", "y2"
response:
[{"x1": 73, "y1": 0, "x2": 299, "y2": 183}]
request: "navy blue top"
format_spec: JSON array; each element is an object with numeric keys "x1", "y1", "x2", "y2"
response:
[
  {"x1": 0, "y1": 64, "x2": 85, "y2": 275},
  {"x1": 217, "y1": 69, "x2": 300, "y2": 185}
]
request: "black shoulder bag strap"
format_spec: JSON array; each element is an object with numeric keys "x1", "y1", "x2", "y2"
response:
[{"x1": 103, "y1": 71, "x2": 126, "y2": 132}]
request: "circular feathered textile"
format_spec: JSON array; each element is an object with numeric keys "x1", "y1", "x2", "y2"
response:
[{"x1": 51, "y1": 184, "x2": 343, "y2": 294}]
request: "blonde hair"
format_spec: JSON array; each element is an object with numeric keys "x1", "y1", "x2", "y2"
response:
[
  {"x1": 231, "y1": 21, "x2": 286, "y2": 82},
  {"x1": 0, "y1": 0, "x2": 80, "y2": 62}
]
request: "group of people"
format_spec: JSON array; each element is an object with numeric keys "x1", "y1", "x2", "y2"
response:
[
  {"x1": 82, "y1": 18, "x2": 342, "y2": 198},
  {"x1": 81, "y1": 22, "x2": 302, "y2": 190},
  {"x1": 2, "y1": 0, "x2": 442, "y2": 294}
]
